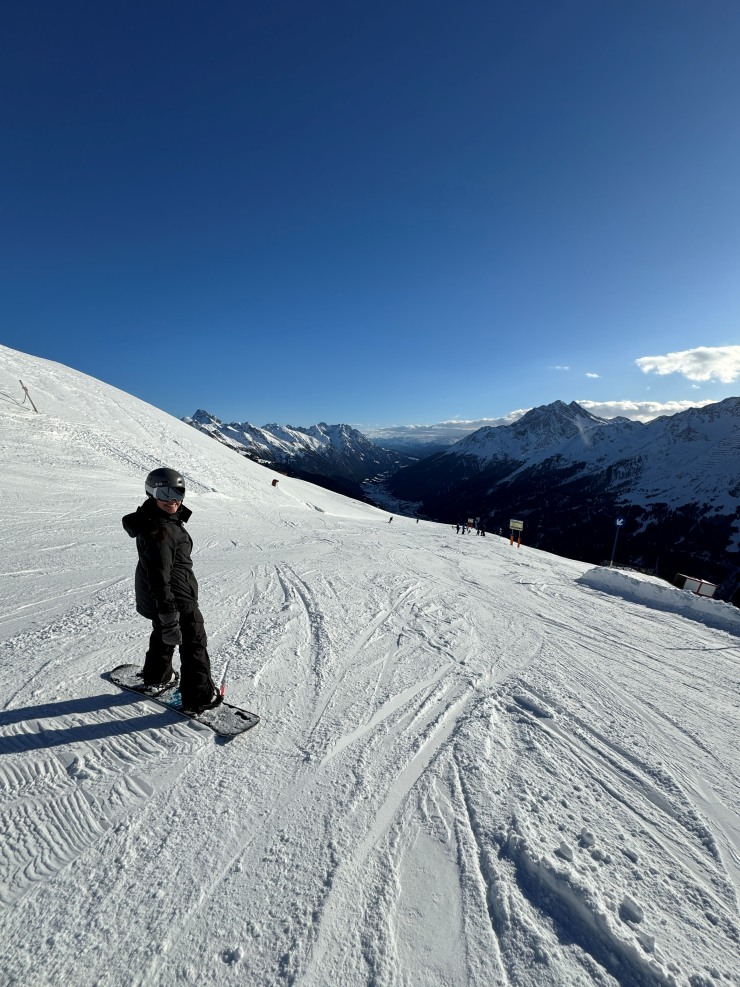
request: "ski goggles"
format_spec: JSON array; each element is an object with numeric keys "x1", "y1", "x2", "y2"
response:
[{"x1": 152, "y1": 485, "x2": 185, "y2": 503}]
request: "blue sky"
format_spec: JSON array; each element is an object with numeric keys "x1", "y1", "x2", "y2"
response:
[{"x1": 3, "y1": 1, "x2": 740, "y2": 428}]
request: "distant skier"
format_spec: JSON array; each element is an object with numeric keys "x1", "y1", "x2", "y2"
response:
[{"x1": 122, "y1": 467, "x2": 221, "y2": 713}]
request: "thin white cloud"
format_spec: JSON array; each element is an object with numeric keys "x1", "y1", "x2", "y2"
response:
[
  {"x1": 636, "y1": 346, "x2": 740, "y2": 383},
  {"x1": 551, "y1": 365, "x2": 570, "y2": 371},
  {"x1": 585, "y1": 372, "x2": 600, "y2": 379},
  {"x1": 577, "y1": 398, "x2": 717, "y2": 422},
  {"x1": 361, "y1": 397, "x2": 721, "y2": 441},
  {"x1": 361, "y1": 410, "x2": 526, "y2": 442}
]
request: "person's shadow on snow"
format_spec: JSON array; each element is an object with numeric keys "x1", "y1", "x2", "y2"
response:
[{"x1": 0, "y1": 691, "x2": 181, "y2": 754}]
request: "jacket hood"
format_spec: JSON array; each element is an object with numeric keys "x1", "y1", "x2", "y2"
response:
[{"x1": 122, "y1": 498, "x2": 192, "y2": 538}]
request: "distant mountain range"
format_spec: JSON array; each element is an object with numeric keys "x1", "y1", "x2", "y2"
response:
[
  {"x1": 184, "y1": 399, "x2": 740, "y2": 598},
  {"x1": 387, "y1": 398, "x2": 740, "y2": 594},
  {"x1": 183, "y1": 410, "x2": 412, "y2": 501},
  {"x1": 360, "y1": 414, "x2": 525, "y2": 455}
]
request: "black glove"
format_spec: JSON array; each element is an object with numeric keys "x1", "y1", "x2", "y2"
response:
[{"x1": 158, "y1": 612, "x2": 182, "y2": 647}]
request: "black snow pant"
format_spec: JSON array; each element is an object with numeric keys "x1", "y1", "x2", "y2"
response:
[{"x1": 142, "y1": 606, "x2": 215, "y2": 707}]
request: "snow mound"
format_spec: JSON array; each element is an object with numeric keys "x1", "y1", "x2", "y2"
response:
[{"x1": 577, "y1": 567, "x2": 740, "y2": 636}]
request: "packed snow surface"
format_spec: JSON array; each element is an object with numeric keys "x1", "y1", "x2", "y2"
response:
[{"x1": 1, "y1": 344, "x2": 739, "y2": 987}]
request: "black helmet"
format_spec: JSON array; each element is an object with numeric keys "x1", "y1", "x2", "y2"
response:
[{"x1": 145, "y1": 467, "x2": 186, "y2": 502}]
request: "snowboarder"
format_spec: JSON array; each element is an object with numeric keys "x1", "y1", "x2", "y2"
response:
[{"x1": 122, "y1": 467, "x2": 220, "y2": 713}]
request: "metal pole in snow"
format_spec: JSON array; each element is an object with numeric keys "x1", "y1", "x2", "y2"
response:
[
  {"x1": 610, "y1": 517, "x2": 624, "y2": 567},
  {"x1": 19, "y1": 380, "x2": 39, "y2": 413}
]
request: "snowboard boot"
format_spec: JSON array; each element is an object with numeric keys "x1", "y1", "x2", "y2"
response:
[
  {"x1": 137, "y1": 669, "x2": 178, "y2": 693},
  {"x1": 183, "y1": 688, "x2": 223, "y2": 715}
]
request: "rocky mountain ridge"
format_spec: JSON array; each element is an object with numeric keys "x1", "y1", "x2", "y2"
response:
[
  {"x1": 183, "y1": 410, "x2": 412, "y2": 501},
  {"x1": 183, "y1": 399, "x2": 740, "y2": 596},
  {"x1": 387, "y1": 397, "x2": 740, "y2": 594}
]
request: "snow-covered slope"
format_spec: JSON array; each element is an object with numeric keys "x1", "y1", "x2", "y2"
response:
[
  {"x1": 452, "y1": 400, "x2": 608, "y2": 463},
  {"x1": 1, "y1": 344, "x2": 739, "y2": 987}
]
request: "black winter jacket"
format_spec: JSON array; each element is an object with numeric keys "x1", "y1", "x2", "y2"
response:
[{"x1": 122, "y1": 498, "x2": 199, "y2": 619}]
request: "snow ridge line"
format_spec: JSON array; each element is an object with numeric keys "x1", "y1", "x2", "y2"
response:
[
  {"x1": 276, "y1": 563, "x2": 331, "y2": 694},
  {"x1": 503, "y1": 822, "x2": 679, "y2": 987},
  {"x1": 305, "y1": 581, "x2": 427, "y2": 743},
  {"x1": 450, "y1": 699, "x2": 549, "y2": 986},
  {"x1": 448, "y1": 752, "x2": 511, "y2": 982},
  {"x1": 319, "y1": 663, "x2": 452, "y2": 768},
  {"x1": 513, "y1": 678, "x2": 725, "y2": 870},
  {"x1": 303, "y1": 689, "x2": 476, "y2": 983},
  {"x1": 542, "y1": 624, "x2": 734, "y2": 767},
  {"x1": 451, "y1": 692, "x2": 682, "y2": 987},
  {"x1": 507, "y1": 684, "x2": 738, "y2": 925}
]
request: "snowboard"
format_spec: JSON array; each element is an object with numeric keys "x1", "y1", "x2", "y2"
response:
[{"x1": 108, "y1": 664, "x2": 259, "y2": 740}]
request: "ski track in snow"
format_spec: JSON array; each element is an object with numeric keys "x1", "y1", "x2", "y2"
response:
[{"x1": 1, "y1": 344, "x2": 739, "y2": 987}]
